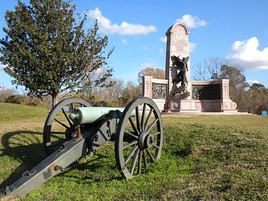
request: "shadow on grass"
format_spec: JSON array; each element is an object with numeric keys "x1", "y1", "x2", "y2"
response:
[
  {"x1": 0, "y1": 130, "x2": 121, "y2": 191},
  {"x1": 0, "y1": 130, "x2": 45, "y2": 189},
  {"x1": 66, "y1": 152, "x2": 122, "y2": 183}
]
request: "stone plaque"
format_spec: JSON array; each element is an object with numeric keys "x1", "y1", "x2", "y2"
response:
[
  {"x1": 152, "y1": 83, "x2": 167, "y2": 99},
  {"x1": 192, "y1": 84, "x2": 221, "y2": 100}
]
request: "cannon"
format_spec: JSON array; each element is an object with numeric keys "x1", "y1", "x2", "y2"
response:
[{"x1": 0, "y1": 97, "x2": 163, "y2": 199}]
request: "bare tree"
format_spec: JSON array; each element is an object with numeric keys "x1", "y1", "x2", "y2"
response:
[
  {"x1": 138, "y1": 66, "x2": 165, "y2": 83},
  {"x1": 120, "y1": 81, "x2": 141, "y2": 105},
  {"x1": 192, "y1": 57, "x2": 224, "y2": 80}
]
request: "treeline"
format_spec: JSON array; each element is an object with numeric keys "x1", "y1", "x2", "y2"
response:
[
  {"x1": 0, "y1": 80, "x2": 142, "y2": 108},
  {"x1": 218, "y1": 65, "x2": 268, "y2": 114},
  {"x1": 0, "y1": 89, "x2": 54, "y2": 108},
  {"x1": 0, "y1": 66, "x2": 165, "y2": 108},
  {"x1": 76, "y1": 80, "x2": 141, "y2": 107},
  {"x1": 1, "y1": 65, "x2": 267, "y2": 114},
  {"x1": 194, "y1": 63, "x2": 268, "y2": 114}
]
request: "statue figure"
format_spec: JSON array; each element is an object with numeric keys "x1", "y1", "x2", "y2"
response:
[{"x1": 171, "y1": 55, "x2": 189, "y2": 87}]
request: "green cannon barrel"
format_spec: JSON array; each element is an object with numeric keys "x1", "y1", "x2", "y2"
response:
[{"x1": 69, "y1": 107, "x2": 125, "y2": 124}]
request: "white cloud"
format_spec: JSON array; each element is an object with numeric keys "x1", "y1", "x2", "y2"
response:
[
  {"x1": 226, "y1": 37, "x2": 268, "y2": 70},
  {"x1": 247, "y1": 80, "x2": 260, "y2": 86},
  {"x1": 176, "y1": 14, "x2": 207, "y2": 28},
  {"x1": 87, "y1": 8, "x2": 156, "y2": 35}
]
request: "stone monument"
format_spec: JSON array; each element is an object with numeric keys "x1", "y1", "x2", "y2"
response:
[
  {"x1": 166, "y1": 23, "x2": 191, "y2": 97},
  {"x1": 143, "y1": 22, "x2": 237, "y2": 112}
]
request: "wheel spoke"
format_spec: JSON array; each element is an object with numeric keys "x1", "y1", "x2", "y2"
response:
[
  {"x1": 125, "y1": 131, "x2": 138, "y2": 139},
  {"x1": 55, "y1": 118, "x2": 69, "y2": 129},
  {"x1": 151, "y1": 132, "x2": 161, "y2": 137},
  {"x1": 144, "y1": 108, "x2": 153, "y2": 131},
  {"x1": 70, "y1": 103, "x2": 74, "y2": 111},
  {"x1": 152, "y1": 144, "x2": 160, "y2": 149},
  {"x1": 98, "y1": 128, "x2": 108, "y2": 141},
  {"x1": 50, "y1": 135, "x2": 63, "y2": 140},
  {"x1": 123, "y1": 140, "x2": 138, "y2": 150},
  {"x1": 141, "y1": 103, "x2": 146, "y2": 131},
  {"x1": 44, "y1": 99, "x2": 91, "y2": 153},
  {"x1": 125, "y1": 145, "x2": 138, "y2": 165},
  {"x1": 50, "y1": 131, "x2": 66, "y2": 135},
  {"x1": 62, "y1": 108, "x2": 72, "y2": 127},
  {"x1": 146, "y1": 118, "x2": 159, "y2": 133},
  {"x1": 129, "y1": 117, "x2": 139, "y2": 135},
  {"x1": 131, "y1": 149, "x2": 139, "y2": 175},
  {"x1": 135, "y1": 106, "x2": 141, "y2": 133},
  {"x1": 138, "y1": 151, "x2": 142, "y2": 175},
  {"x1": 142, "y1": 150, "x2": 147, "y2": 169},
  {"x1": 115, "y1": 98, "x2": 163, "y2": 179},
  {"x1": 146, "y1": 149, "x2": 156, "y2": 161}
]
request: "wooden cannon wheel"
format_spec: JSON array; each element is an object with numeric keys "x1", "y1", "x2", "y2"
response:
[
  {"x1": 43, "y1": 98, "x2": 91, "y2": 154},
  {"x1": 115, "y1": 97, "x2": 163, "y2": 179}
]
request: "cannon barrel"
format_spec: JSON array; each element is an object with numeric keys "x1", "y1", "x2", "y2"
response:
[{"x1": 69, "y1": 107, "x2": 125, "y2": 124}]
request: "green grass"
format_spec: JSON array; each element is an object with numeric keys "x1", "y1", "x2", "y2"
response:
[
  {"x1": 0, "y1": 104, "x2": 268, "y2": 200},
  {"x1": 0, "y1": 102, "x2": 48, "y2": 122}
]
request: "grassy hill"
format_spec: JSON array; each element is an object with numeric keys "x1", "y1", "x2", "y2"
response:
[
  {"x1": 0, "y1": 103, "x2": 268, "y2": 200},
  {"x1": 0, "y1": 102, "x2": 48, "y2": 122}
]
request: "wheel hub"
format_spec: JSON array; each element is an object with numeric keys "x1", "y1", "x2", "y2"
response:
[
  {"x1": 65, "y1": 126, "x2": 76, "y2": 139},
  {"x1": 145, "y1": 134, "x2": 154, "y2": 148},
  {"x1": 139, "y1": 132, "x2": 154, "y2": 150}
]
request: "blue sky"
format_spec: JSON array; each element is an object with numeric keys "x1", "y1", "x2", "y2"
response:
[{"x1": 1, "y1": 0, "x2": 268, "y2": 92}]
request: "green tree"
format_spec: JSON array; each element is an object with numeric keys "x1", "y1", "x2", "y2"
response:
[
  {"x1": 248, "y1": 83, "x2": 267, "y2": 114},
  {"x1": 219, "y1": 65, "x2": 249, "y2": 111},
  {"x1": 0, "y1": 0, "x2": 112, "y2": 107}
]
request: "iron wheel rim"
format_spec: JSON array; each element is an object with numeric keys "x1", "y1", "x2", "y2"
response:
[{"x1": 115, "y1": 97, "x2": 163, "y2": 179}]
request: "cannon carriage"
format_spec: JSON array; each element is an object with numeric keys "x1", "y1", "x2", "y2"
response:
[{"x1": 0, "y1": 97, "x2": 163, "y2": 199}]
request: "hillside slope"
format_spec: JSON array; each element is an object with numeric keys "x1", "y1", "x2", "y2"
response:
[{"x1": 0, "y1": 104, "x2": 267, "y2": 200}]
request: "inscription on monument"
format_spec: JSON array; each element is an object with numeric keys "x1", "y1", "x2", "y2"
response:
[
  {"x1": 152, "y1": 83, "x2": 167, "y2": 99},
  {"x1": 192, "y1": 84, "x2": 221, "y2": 100}
]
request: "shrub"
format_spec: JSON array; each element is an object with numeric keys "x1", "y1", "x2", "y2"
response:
[{"x1": 4, "y1": 95, "x2": 43, "y2": 106}]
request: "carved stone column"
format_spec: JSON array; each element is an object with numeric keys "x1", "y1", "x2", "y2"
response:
[{"x1": 165, "y1": 23, "x2": 191, "y2": 111}]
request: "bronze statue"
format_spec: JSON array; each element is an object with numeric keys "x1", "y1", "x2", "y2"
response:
[{"x1": 171, "y1": 55, "x2": 189, "y2": 87}]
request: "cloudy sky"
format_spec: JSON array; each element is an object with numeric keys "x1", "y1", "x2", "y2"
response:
[{"x1": 0, "y1": 0, "x2": 268, "y2": 90}]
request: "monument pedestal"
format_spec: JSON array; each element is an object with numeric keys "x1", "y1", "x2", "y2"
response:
[
  {"x1": 168, "y1": 99, "x2": 197, "y2": 112},
  {"x1": 221, "y1": 99, "x2": 238, "y2": 112},
  {"x1": 165, "y1": 79, "x2": 237, "y2": 112},
  {"x1": 168, "y1": 99, "x2": 237, "y2": 112}
]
